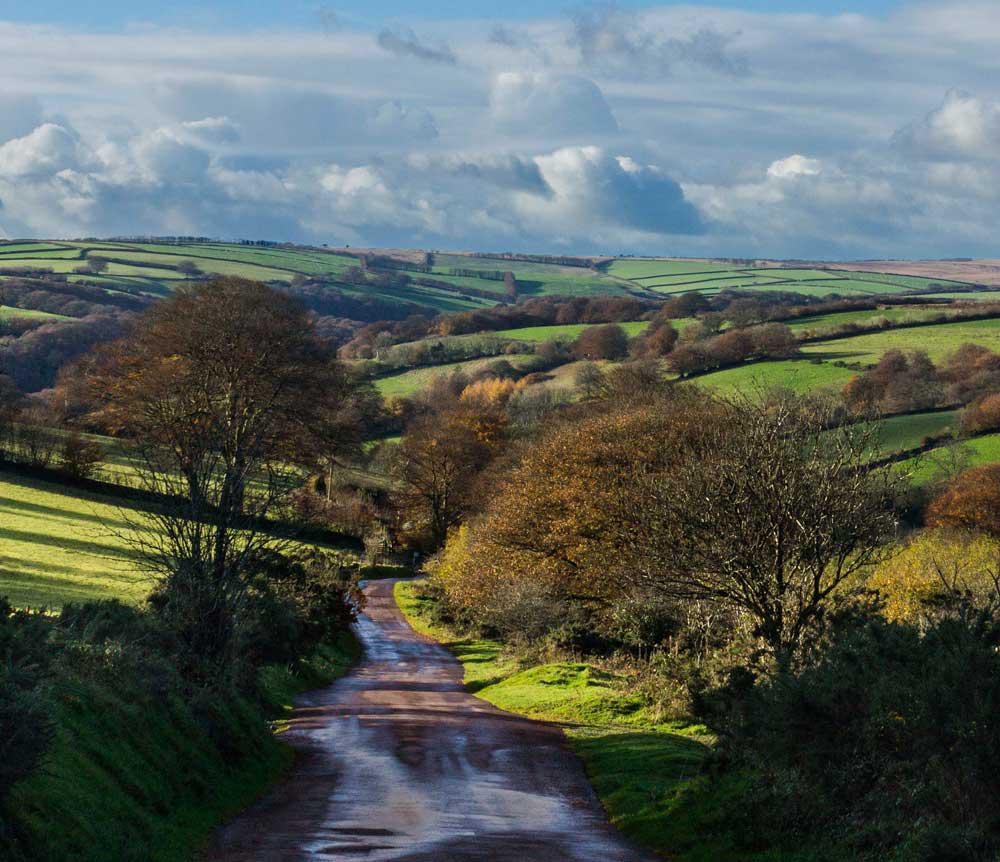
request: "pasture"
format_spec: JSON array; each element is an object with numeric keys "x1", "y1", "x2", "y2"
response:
[
  {"x1": 800, "y1": 316, "x2": 1000, "y2": 363},
  {"x1": 491, "y1": 320, "x2": 650, "y2": 342},
  {"x1": 606, "y1": 258, "x2": 986, "y2": 303},
  {"x1": 694, "y1": 358, "x2": 857, "y2": 395},
  {"x1": 0, "y1": 471, "x2": 152, "y2": 608}
]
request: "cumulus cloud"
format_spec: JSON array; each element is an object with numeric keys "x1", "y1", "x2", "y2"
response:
[
  {"x1": 568, "y1": 3, "x2": 749, "y2": 79},
  {"x1": 767, "y1": 155, "x2": 823, "y2": 180},
  {"x1": 0, "y1": 124, "x2": 86, "y2": 178},
  {"x1": 377, "y1": 26, "x2": 456, "y2": 65},
  {"x1": 490, "y1": 72, "x2": 618, "y2": 138},
  {"x1": 893, "y1": 90, "x2": 1000, "y2": 160},
  {"x1": 516, "y1": 146, "x2": 703, "y2": 240}
]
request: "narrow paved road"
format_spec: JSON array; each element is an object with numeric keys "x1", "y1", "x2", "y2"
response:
[{"x1": 207, "y1": 579, "x2": 654, "y2": 861}]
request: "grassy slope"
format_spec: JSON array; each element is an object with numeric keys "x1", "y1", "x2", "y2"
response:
[
  {"x1": 12, "y1": 633, "x2": 360, "y2": 862},
  {"x1": 873, "y1": 410, "x2": 958, "y2": 454},
  {"x1": 0, "y1": 471, "x2": 151, "y2": 608},
  {"x1": 694, "y1": 359, "x2": 857, "y2": 395},
  {"x1": 800, "y1": 316, "x2": 1000, "y2": 363},
  {"x1": 375, "y1": 353, "x2": 535, "y2": 398},
  {"x1": 899, "y1": 433, "x2": 1000, "y2": 485},
  {"x1": 394, "y1": 581, "x2": 723, "y2": 860},
  {"x1": 490, "y1": 321, "x2": 650, "y2": 341}
]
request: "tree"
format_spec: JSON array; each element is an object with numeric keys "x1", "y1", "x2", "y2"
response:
[
  {"x1": 571, "y1": 324, "x2": 629, "y2": 360},
  {"x1": 85, "y1": 256, "x2": 109, "y2": 274},
  {"x1": 175, "y1": 259, "x2": 203, "y2": 277},
  {"x1": 85, "y1": 278, "x2": 362, "y2": 678},
  {"x1": 503, "y1": 271, "x2": 518, "y2": 301},
  {"x1": 631, "y1": 321, "x2": 678, "y2": 359},
  {"x1": 623, "y1": 395, "x2": 904, "y2": 662},
  {"x1": 926, "y1": 464, "x2": 1000, "y2": 536},
  {"x1": 393, "y1": 404, "x2": 505, "y2": 548},
  {"x1": 960, "y1": 392, "x2": 1000, "y2": 435},
  {"x1": 58, "y1": 431, "x2": 104, "y2": 481}
]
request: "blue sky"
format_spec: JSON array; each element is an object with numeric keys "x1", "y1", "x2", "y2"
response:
[
  {"x1": 0, "y1": 0, "x2": 904, "y2": 29},
  {"x1": 0, "y1": 1, "x2": 997, "y2": 258}
]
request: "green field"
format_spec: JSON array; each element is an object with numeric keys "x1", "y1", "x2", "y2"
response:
[
  {"x1": 0, "y1": 472, "x2": 151, "y2": 607},
  {"x1": 0, "y1": 305, "x2": 68, "y2": 321},
  {"x1": 0, "y1": 242, "x2": 634, "y2": 315},
  {"x1": 694, "y1": 358, "x2": 857, "y2": 395},
  {"x1": 606, "y1": 259, "x2": 735, "y2": 279},
  {"x1": 873, "y1": 410, "x2": 958, "y2": 455},
  {"x1": 899, "y1": 434, "x2": 1000, "y2": 485},
  {"x1": 374, "y1": 354, "x2": 535, "y2": 398},
  {"x1": 607, "y1": 259, "x2": 983, "y2": 305},
  {"x1": 491, "y1": 321, "x2": 651, "y2": 342},
  {"x1": 786, "y1": 306, "x2": 953, "y2": 335},
  {"x1": 800, "y1": 316, "x2": 1000, "y2": 363}
]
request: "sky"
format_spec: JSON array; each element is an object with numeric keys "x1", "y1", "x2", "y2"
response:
[{"x1": 0, "y1": 0, "x2": 997, "y2": 258}]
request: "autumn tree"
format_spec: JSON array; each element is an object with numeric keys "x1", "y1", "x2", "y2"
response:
[
  {"x1": 960, "y1": 393, "x2": 1000, "y2": 435},
  {"x1": 85, "y1": 278, "x2": 364, "y2": 677},
  {"x1": 571, "y1": 324, "x2": 629, "y2": 361},
  {"x1": 630, "y1": 320, "x2": 678, "y2": 360},
  {"x1": 437, "y1": 391, "x2": 903, "y2": 663},
  {"x1": 926, "y1": 464, "x2": 1000, "y2": 536},
  {"x1": 393, "y1": 403, "x2": 507, "y2": 548}
]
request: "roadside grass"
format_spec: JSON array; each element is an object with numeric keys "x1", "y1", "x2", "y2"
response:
[
  {"x1": 395, "y1": 581, "x2": 730, "y2": 858},
  {"x1": 12, "y1": 631, "x2": 360, "y2": 862},
  {"x1": 396, "y1": 580, "x2": 855, "y2": 860}
]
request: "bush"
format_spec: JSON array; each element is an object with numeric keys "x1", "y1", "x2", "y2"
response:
[
  {"x1": 0, "y1": 600, "x2": 55, "y2": 852},
  {"x1": 58, "y1": 431, "x2": 104, "y2": 481},
  {"x1": 712, "y1": 611, "x2": 1000, "y2": 859}
]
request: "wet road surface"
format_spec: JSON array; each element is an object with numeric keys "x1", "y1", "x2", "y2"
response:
[{"x1": 207, "y1": 579, "x2": 655, "y2": 861}]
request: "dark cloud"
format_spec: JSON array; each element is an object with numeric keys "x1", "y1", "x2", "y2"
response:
[
  {"x1": 377, "y1": 26, "x2": 457, "y2": 65},
  {"x1": 488, "y1": 25, "x2": 550, "y2": 63},
  {"x1": 568, "y1": 2, "x2": 749, "y2": 79}
]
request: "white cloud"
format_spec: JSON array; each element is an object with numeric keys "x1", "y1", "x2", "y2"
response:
[
  {"x1": 0, "y1": 124, "x2": 85, "y2": 178},
  {"x1": 515, "y1": 146, "x2": 703, "y2": 242},
  {"x1": 490, "y1": 72, "x2": 618, "y2": 138},
  {"x1": 0, "y1": 6, "x2": 996, "y2": 256},
  {"x1": 893, "y1": 90, "x2": 1000, "y2": 160},
  {"x1": 767, "y1": 155, "x2": 823, "y2": 180}
]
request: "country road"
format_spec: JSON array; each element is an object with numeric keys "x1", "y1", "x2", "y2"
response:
[{"x1": 207, "y1": 579, "x2": 654, "y2": 861}]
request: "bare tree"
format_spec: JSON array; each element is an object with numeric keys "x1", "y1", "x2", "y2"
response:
[{"x1": 620, "y1": 394, "x2": 906, "y2": 663}]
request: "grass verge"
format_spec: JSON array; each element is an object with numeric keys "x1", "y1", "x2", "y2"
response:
[
  {"x1": 9, "y1": 631, "x2": 360, "y2": 862},
  {"x1": 395, "y1": 580, "x2": 854, "y2": 861},
  {"x1": 396, "y1": 581, "x2": 719, "y2": 858}
]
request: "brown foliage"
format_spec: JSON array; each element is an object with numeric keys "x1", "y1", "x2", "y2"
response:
[
  {"x1": 926, "y1": 464, "x2": 1000, "y2": 536},
  {"x1": 571, "y1": 323, "x2": 629, "y2": 361}
]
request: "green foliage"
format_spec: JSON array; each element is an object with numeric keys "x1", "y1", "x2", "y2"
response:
[
  {"x1": 1, "y1": 595, "x2": 358, "y2": 862},
  {"x1": 710, "y1": 612, "x2": 1000, "y2": 861}
]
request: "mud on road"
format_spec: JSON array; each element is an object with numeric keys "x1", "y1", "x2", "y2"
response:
[{"x1": 207, "y1": 579, "x2": 654, "y2": 861}]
